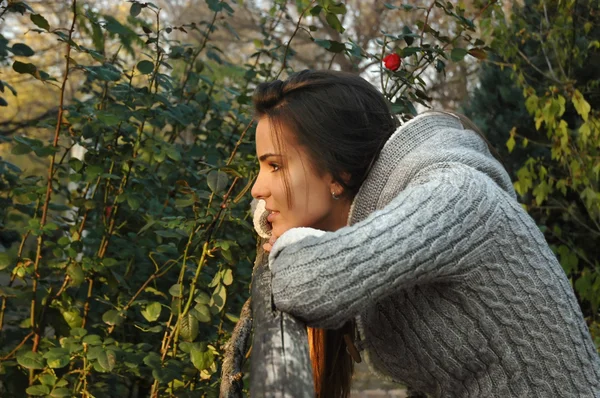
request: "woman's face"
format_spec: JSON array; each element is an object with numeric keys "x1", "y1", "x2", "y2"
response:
[{"x1": 251, "y1": 117, "x2": 349, "y2": 238}]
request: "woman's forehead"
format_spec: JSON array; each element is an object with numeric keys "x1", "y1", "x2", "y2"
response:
[{"x1": 256, "y1": 117, "x2": 298, "y2": 153}]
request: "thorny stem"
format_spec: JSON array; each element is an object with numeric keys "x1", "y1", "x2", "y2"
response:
[
  {"x1": 1, "y1": 332, "x2": 34, "y2": 361},
  {"x1": 170, "y1": 177, "x2": 240, "y2": 358},
  {"x1": 420, "y1": 1, "x2": 435, "y2": 47},
  {"x1": 275, "y1": 0, "x2": 316, "y2": 80},
  {"x1": 30, "y1": 0, "x2": 77, "y2": 359},
  {"x1": 180, "y1": 10, "x2": 219, "y2": 95}
]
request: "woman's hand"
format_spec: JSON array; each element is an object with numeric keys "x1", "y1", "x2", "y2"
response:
[{"x1": 263, "y1": 233, "x2": 278, "y2": 252}]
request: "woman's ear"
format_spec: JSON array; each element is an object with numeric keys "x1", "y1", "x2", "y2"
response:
[
  {"x1": 329, "y1": 180, "x2": 344, "y2": 198},
  {"x1": 329, "y1": 172, "x2": 350, "y2": 195}
]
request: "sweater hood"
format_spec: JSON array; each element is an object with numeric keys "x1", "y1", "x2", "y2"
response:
[{"x1": 348, "y1": 112, "x2": 516, "y2": 225}]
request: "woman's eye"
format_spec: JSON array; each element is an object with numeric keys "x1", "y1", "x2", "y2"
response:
[{"x1": 269, "y1": 163, "x2": 280, "y2": 172}]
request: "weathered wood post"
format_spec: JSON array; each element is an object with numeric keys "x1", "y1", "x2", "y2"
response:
[
  {"x1": 249, "y1": 245, "x2": 315, "y2": 397},
  {"x1": 220, "y1": 242, "x2": 315, "y2": 397}
]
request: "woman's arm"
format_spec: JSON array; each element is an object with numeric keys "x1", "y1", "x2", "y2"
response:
[{"x1": 269, "y1": 163, "x2": 503, "y2": 329}]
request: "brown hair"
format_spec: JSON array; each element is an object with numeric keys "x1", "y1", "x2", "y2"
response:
[
  {"x1": 307, "y1": 322, "x2": 356, "y2": 397},
  {"x1": 253, "y1": 70, "x2": 399, "y2": 204}
]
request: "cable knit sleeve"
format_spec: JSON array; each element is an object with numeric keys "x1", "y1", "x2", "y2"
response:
[{"x1": 269, "y1": 163, "x2": 504, "y2": 329}]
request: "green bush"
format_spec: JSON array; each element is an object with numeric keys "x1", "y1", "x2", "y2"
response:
[
  {"x1": 464, "y1": 0, "x2": 600, "y2": 348},
  {"x1": 0, "y1": 0, "x2": 494, "y2": 396}
]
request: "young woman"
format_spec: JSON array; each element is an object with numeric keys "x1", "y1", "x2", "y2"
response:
[{"x1": 250, "y1": 70, "x2": 600, "y2": 397}]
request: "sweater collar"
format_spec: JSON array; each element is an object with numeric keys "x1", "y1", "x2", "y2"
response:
[{"x1": 347, "y1": 112, "x2": 465, "y2": 225}]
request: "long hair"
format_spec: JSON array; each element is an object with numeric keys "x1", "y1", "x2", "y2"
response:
[{"x1": 252, "y1": 70, "x2": 400, "y2": 204}]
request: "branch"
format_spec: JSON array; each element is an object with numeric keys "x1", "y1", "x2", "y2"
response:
[
  {"x1": 180, "y1": 9, "x2": 219, "y2": 94},
  {"x1": 542, "y1": 1, "x2": 567, "y2": 79},
  {"x1": 275, "y1": 1, "x2": 316, "y2": 80},
  {"x1": 516, "y1": 49, "x2": 563, "y2": 85},
  {"x1": 0, "y1": 108, "x2": 59, "y2": 136},
  {"x1": 30, "y1": 0, "x2": 77, "y2": 356}
]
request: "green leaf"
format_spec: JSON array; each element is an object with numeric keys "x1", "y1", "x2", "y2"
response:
[
  {"x1": 50, "y1": 388, "x2": 72, "y2": 398},
  {"x1": 43, "y1": 222, "x2": 59, "y2": 231},
  {"x1": 525, "y1": 94, "x2": 538, "y2": 115},
  {"x1": 127, "y1": 195, "x2": 141, "y2": 210},
  {"x1": 70, "y1": 327, "x2": 88, "y2": 338},
  {"x1": 143, "y1": 352, "x2": 162, "y2": 370},
  {"x1": 104, "y1": 17, "x2": 130, "y2": 36},
  {"x1": 11, "y1": 43, "x2": 35, "y2": 56},
  {"x1": 207, "y1": 170, "x2": 229, "y2": 193},
  {"x1": 85, "y1": 66, "x2": 121, "y2": 82},
  {"x1": 450, "y1": 48, "x2": 468, "y2": 62},
  {"x1": 26, "y1": 385, "x2": 51, "y2": 396},
  {"x1": 31, "y1": 14, "x2": 50, "y2": 31},
  {"x1": 11, "y1": 142, "x2": 32, "y2": 155},
  {"x1": 142, "y1": 302, "x2": 162, "y2": 322},
  {"x1": 96, "y1": 111, "x2": 121, "y2": 125},
  {"x1": 12, "y1": 60, "x2": 37, "y2": 75},
  {"x1": 402, "y1": 47, "x2": 419, "y2": 57},
  {"x1": 314, "y1": 39, "x2": 332, "y2": 50},
  {"x1": 102, "y1": 309, "x2": 123, "y2": 326},
  {"x1": 43, "y1": 348, "x2": 70, "y2": 369},
  {"x1": 222, "y1": 268, "x2": 233, "y2": 286},
  {"x1": 506, "y1": 135, "x2": 516, "y2": 153},
  {"x1": 180, "y1": 313, "x2": 199, "y2": 341},
  {"x1": 0, "y1": 252, "x2": 11, "y2": 271},
  {"x1": 225, "y1": 312, "x2": 240, "y2": 323},
  {"x1": 169, "y1": 284, "x2": 183, "y2": 297},
  {"x1": 191, "y1": 305, "x2": 211, "y2": 323},
  {"x1": 175, "y1": 196, "x2": 195, "y2": 208},
  {"x1": 325, "y1": 12, "x2": 345, "y2": 33},
  {"x1": 97, "y1": 349, "x2": 117, "y2": 372},
  {"x1": 209, "y1": 283, "x2": 227, "y2": 313},
  {"x1": 310, "y1": 5, "x2": 322, "y2": 16},
  {"x1": 572, "y1": 89, "x2": 591, "y2": 122},
  {"x1": 0, "y1": 96, "x2": 7, "y2": 107},
  {"x1": 39, "y1": 374, "x2": 58, "y2": 387},
  {"x1": 62, "y1": 310, "x2": 83, "y2": 330},
  {"x1": 130, "y1": 3, "x2": 142, "y2": 17},
  {"x1": 17, "y1": 351, "x2": 46, "y2": 370},
  {"x1": 328, "y1": 3, "x2": 347, "y2": 14},
  {"x1": 69, "y1": 158, "x2": 83, "y2": 172},
  {"x1": 38, "y1": 374, "x2": 57, "y2": 386},
  {"x1": 435, "y1": 59, "x2": 446, "y2": 73},
  {"x1": 314, "y1": 39, "x2": 345, "y2": 53},
  {"x1": 67, "y1": 263, "x2": 84, "y2": 287},
  {"x1": 190, "y1": 345, "x2": 215, "y2": 371},
  {"x1": 194, "y1": 291, "x2": 210, "y2": 304},
  {"x1": 206, "y1": 0, "x2": 222, "y2": 12},
  {"x1": 137, "y1": 60, "x2": 154, "y2": 74},
  {"x1": 399, "y1": 27, "x2": 414, "y2": 46}
]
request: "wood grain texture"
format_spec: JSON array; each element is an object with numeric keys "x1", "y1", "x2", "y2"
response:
[{"x1": 250, "y1": 245, "x2": 315, "y2": 398}]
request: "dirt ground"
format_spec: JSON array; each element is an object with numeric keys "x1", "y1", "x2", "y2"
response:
[{"x1": 350, "y1": 361, "x2": 407, "y2": 398}]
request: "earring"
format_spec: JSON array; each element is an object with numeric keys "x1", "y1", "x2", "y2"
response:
[{"x1": 331, "y1": 191, "x2": 340, "y2": 200}]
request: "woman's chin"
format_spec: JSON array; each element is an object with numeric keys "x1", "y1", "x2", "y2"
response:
[{"x1": 272, "y1": 223, "x2": 295, "y2": 238}]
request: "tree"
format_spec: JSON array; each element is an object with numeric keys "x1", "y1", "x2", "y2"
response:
[{"x1": 464, "y1": 0, "x2": 600, "y2": 347}]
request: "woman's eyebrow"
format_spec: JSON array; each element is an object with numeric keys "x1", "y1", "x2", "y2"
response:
[{"x1": 258, "y1": 153, "x2": 283, "y2": 162}]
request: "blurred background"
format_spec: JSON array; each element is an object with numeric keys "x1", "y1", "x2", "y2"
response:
[{"x1": 0, "y1": 0, "x2": 598, "y2": 396}]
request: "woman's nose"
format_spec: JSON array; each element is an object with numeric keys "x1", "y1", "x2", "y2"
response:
[{"x1": 251, "y1": 172, "x2": 269, "y2": 199}]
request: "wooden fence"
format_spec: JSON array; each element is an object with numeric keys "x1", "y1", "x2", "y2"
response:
[{"x1": 220, "y1": 244, "x2": 315, "y2": 397}]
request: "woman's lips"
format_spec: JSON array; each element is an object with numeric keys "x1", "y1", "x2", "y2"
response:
[{"x1": 267, "y1": 211, "x2": 279, "y2": 223}]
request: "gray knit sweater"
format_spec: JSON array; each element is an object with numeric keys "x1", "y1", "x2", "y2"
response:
[{"x1": 263, "y1": 112, "x2": 600, "y2": 397}]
